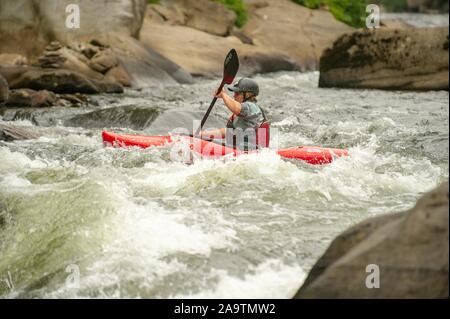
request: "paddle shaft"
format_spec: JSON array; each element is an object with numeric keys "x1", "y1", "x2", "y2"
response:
[{"x1": 194, "y1": 79, "x2": 225, "y2": 137}]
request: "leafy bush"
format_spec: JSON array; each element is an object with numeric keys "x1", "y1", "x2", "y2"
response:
[
  {"x1": 148, "y1": 0, "x2": 160, "y2": 4},
  {"x1": 213, "y1": 0, "x2": 248, "y2": 27},
  {"x1": 291, "y1": 0, "x2": 368, "y2": 28}
]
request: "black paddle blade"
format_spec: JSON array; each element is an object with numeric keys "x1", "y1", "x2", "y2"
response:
[{"x1": 223, "y1": 49, "x2": 239, "y2": 85}]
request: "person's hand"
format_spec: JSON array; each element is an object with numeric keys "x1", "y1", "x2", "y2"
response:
[{"x1": 214, "y1": 88, "x2": 225, "y2": 99}]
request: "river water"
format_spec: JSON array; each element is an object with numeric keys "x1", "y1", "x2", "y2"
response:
[{"x1": 0, "y1": 71, "x2": 448, "y2": 298}]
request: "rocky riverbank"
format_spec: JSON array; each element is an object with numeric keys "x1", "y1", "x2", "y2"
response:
[
  {"x1": 295, "y1": 182, "x2": 449, "y2": 298},
  {"x1": 1, "y1": 0, "x2": 448, "y2": 99}
]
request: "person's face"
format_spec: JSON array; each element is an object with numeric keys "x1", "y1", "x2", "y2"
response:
[{"x1": 234, "y1": 91, "x2": 244, "y2": 103}]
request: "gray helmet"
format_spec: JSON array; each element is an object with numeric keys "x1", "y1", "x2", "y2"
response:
[{"x1": 228, "y1": 78, "x2": 259, "y2": 96}]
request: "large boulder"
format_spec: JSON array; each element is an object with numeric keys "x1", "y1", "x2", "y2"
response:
[
  {"x1": 0, "y1": 74, "x2": 9, "y2": 104},
  {"x1": 140, "y1": 18, "x2": 301, "y2": 77},
  {"x1": 146, "y1": 0, "x2": 236, "y2": 36},
  {"x1": 295, "y1": 182, "x2": 449, "y2": 298},
  {"x1": 141, "y1": 0, "x2": 351, "y2": 74},
  {"x1": 240, "y1": 0, "x2": 352, "y2": 70},
  {"x1": 0, "y1": 0, "x2": 147, "y2": 57},
  {"x1": 319, "y1": 27, "x2": 449, "y2": 91}
]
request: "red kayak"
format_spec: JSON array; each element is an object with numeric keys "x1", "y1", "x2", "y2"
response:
[{"x1": 102, "y1": 131, "x2": 348, "y2": 165}]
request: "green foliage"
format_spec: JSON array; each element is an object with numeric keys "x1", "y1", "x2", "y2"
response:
[
  {"x1": 148, "y1": 0, "x2": 160, "y2": 4},
  {"x1": 291, "y1": 0, "x2": 322, "y2": 9},
  {"x1": 214, "y1": 0, "x2": 248, "y2": 27},
  {"x1": 291, "y1": 0, "x2": 368, "y2": 28}
]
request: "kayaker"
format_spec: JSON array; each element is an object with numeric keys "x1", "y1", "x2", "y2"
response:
[{"x1": 200, "y1": 78, "x2": 270, "y2": 150}]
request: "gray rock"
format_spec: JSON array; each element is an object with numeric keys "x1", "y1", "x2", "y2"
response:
[
  {"x1": 319, "y1": 27, "x2": 449, "y2": 91},
  {"x1": 295, "y1": 182, "x2": 449, "y2": 299}
]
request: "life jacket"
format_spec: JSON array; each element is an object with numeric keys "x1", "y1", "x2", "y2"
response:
[{"x1": 226, "y1": 106, "x2": 270, "y2": 149}]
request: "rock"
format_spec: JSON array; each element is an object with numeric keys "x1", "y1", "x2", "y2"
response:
[
  {"x1": 88, "y1": 49, "x2": 119, "y2": 74},
  {"x1": 0, "y1": 0, "x2": 147, "y2": 57},
  {"x1": 4, "y1": 89, "x2": 57, "y2": 107},
  {"x1": 0, "y1": 66, "x2": 123, "y2": 94},
  {"x1": 0, "y1": 123, "x2": 40, "y2": 141},
  {"x1": 140, "y1": 22, "x2": 300, "y2": 77},
  {"x1": 147, "y1": 3, "x2": 186, "y2": 25},
  {"x1": 57, "y1": 93, "x2": 89, "y2": 107},
  {"x1": 240, "y1": 0, "x2": 352, "y2": 70},
  {"x1": 380, "y1": 19, "x2": 413, "y2": 29},
  {"x1": 94, "y1": 33, "x2": 194, "y2": 86},
  {"x1": 147, "y1": 0, "x2": 236, "y2": 36},
  {"x1": 64, "y1": 105, "x2": 163, "y2": 130},
  {"x1": 0, "y1": 74, "x2": 9, "y2": 104},
  {"x1": 0, "y1": 54, "x2": 28, "y2": 66},
  {"x1": 319, "y1": 27, "x2": 449, "y2": 91},
  {"x1": 179, "y1": 0, "x2": 236, "y2": 36},
  {"x1": 295, "y1": 182, "x2": 449, "y2": 298},
  {"x1": 406, "y1": 0, "x2": 449, "y2": 13}
]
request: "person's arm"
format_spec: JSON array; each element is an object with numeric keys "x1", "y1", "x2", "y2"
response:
[
  {"x1": 200, "y1": 128, "x2": 226, "y2": 139},
  {"x1": 216, "y1": 89, "x2": 241, "y2": 115}
]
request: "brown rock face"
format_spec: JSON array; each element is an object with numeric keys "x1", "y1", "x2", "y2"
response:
[
  {"x1": 319, "y1": 27, "x2": 449, "y2": 91},
  {"x1": 146, "y1": 0, "x2": 236, "y2": 36},
  {"x1": 0, "y1": 74, "x2": 9, "y2": 103},
  {"x1": 295, "y1": 182, "x2": 449, "y2": 299},
  {"x1": 5, "y1": 89, "x2": 57, "y2": 108},
  {"x1": 0, "y1": 66, "x2": 123, "y2": 94},
  {"x1": 240, "y1": 0, "x2": 352, "y2": 70}
]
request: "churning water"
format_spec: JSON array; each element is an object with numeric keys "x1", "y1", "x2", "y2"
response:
[{"x1": 0, "y1": 72, "x2": 448, "y2": 298}]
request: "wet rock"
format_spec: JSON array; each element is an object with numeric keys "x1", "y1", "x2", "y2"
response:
[
  {"x1": 0, "y1": 66, "x2": 123, "y2": 94},
  {"x1": 319, "y1": 27, "x2": 449, "y2": 91},
  {"x1": 64, "y1": 105, "x2": 163, "y2": 130},
  {"x1": 5, "y1": 89, "x2": 57, "y2": 107},
  {"x1": 0, "y1": 53, "x2": 28, "y2": 66},
  {"x1": 0, "y1": 74, "x2": 9, "y2": 104},
  {"x1": 295, "y1": 182, "x2": 449, "y2": 298},
  {"x1": 0, "y1": 123, "x2": 41, "y2": 141}
]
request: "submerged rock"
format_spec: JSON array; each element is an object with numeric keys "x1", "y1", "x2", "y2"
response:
[
  {"x1": 0, "y1": 123, "x2": 41, "y2": 141},
  {"x1": 64, "y1": 105, "x2": 163, "y2": 130},
  {"x1": 319, "y1": 27, "x2": 449, "y2": 91},
  {"x1": 295, "y1": 182, "x2": 449, "y2": 298}
]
